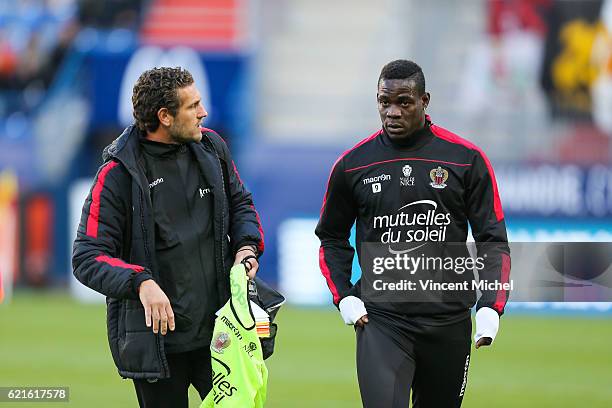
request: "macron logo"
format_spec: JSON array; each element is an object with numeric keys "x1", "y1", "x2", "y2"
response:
[
  {"x1": 199, "y1": 188, "x2": 211, "y2": 198},
  {"x1": 149, "y1": 178, "x2": 164, "y2": 189},
  {"x1": 362, "y1": 174, "x2": 391, "y2": 185}
]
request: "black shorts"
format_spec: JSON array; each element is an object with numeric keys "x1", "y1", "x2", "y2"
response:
[{"x1": 356, "y1": 311, "x2": 472, "y2": 408}]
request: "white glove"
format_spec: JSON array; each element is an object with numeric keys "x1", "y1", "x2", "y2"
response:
[
  {"x1": 474, "y1": 307, "x2": 500, "y2": 344},
  {"x1": 339, "y1": 296, "x2": 368, "y2": 325}
]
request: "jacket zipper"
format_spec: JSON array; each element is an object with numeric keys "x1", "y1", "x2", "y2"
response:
[
  {"x1": 138, "y1": 183, "x2": 169, "y2": 379},
  {"x1": 212, "y1": 151, "x2": 227, "y2": 275},
  {"x1": 111, "y1": 141, "x2": 169, "y2": 379}
]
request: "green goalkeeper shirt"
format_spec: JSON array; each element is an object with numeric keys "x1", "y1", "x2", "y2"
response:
[{"x1": 201, "y1": 264, "x2": 268, "y2": 408}]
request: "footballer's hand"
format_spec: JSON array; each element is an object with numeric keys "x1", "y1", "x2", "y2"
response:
[
  {"x1": 475, "y1": 337, "x2": 493, "y2": 349},
  {"x1": 138, "y1": 279, "x2": 175, "y2": 335},
  {"x1": 354, "y1": 315, "x2": 369, "y2": 328},
  {"x1": 339, "y1": 296, "x2": 368, "y2": 327},
  {"x1": 234, "y1": 246, "x2": 259, "y2": 279},
  {"x1": 474, "y1": 307, "x2": 499, "y2": 349}
]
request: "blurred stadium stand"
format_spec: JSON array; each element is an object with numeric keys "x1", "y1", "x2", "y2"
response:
[
  {"x1": 140, "y1": 0, "x2": 251, "y2": 50},
  {"x1": 0, "y1": 0, "x2": 610, "y2": 312},
  {"x1": 256, "y1": 0, "x2": 405, "y2": 140}
]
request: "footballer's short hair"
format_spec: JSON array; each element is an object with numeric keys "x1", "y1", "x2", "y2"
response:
[
  {"x1": 378, "y1": 60, "x2": 426, "y2": 96},
  {"x1": 132, "y1": 67, "x2": 194, "y2": 133}
]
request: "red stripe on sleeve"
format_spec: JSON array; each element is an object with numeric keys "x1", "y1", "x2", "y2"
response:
[
  {"x1": 232, "y1": 160, "x2": 265, "y2": 252},
  {"x1": 232, "y1": 160, "x2": 242, "y2": 183},
  {"x1": 318, "y1": 131, "x2": 381, "y2": 304},
  {"x1": 250, "y1": 204, "x2": 265, "y2": 253},
  {"x1": 201, "y1": 127, "x2": 265, "y2": 252},
  {"x1": 86, "y1": 161, "x2": 119, "y2": 238},
  {"x1": 492, "y1": 253, "x2": 511, "y2": 313},
  {"x1": 319, "y1": 247, "x2": 341, "y2": 305},
  {"x1": 430, "y1": 124, "x2": 504, "y2": 222},
  {"x1": 95, "y1": 255, "x2": 145, "y2": 273},
  {"x1": 227, "y1": 156, "x2": 264, "y2": 252}
]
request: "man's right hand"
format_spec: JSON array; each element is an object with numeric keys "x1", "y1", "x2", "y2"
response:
[
  {"x1": 474, "y1": 307, "x2": 499, "y2": 349},
  {"x1": 339, "y1": 296, "x2": 368, "y2": 327},
  {"x1": 138, "y1": 279, "x2": 175, "y2": 335}
]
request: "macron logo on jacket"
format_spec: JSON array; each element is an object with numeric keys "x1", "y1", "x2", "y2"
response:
[{"x1": 149, "y1": 178, "x2": 164, "y2": 189}]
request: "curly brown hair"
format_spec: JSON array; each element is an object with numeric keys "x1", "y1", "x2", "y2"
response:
[{"x1": 131, "y1": 67, "x2": 194, "y2": 133}]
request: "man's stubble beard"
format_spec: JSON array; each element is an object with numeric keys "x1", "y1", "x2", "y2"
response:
[{"x1": 169, "y1": 123, "x2": 201, "y2": 144}]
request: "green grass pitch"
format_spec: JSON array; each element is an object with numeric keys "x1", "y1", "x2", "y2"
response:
[{"x1": 0, "y1": 292, "x2": 610, "y2": 407}]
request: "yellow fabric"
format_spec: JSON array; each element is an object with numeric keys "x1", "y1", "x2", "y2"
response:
[{"x1": 201, "y1": 265, "x2": 268, "y2": 407}]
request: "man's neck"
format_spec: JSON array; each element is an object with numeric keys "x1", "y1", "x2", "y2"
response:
[
  {"x1": 404, "y1": 118, "x2": 427, "y2": 139},
  {"x1": 385, "y1": 119, "x2": 431, "y2": 149},
  {"x1": 391, "y1": 121, "x2": 427, "y2": 142},
  {"x1": 144, "y1": 130, "x2": 176, "y2": 145}
]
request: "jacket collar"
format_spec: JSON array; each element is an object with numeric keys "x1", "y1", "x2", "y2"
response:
[
  {"x1": 103, "y1": 124, "x2": 140, "y2": 164},
  {"x1": 102, "y1": 125, "x2": 216, "y2": 193},
  {"x1": 102, "y1": 125, "x2": 152, "y2": 194}
]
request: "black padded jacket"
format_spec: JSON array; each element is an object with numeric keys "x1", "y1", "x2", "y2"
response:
[{"x1": 72, "y1": 125, "x2": 264, "y2": 380}]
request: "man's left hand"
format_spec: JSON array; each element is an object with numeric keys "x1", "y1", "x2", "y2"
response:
[
  {"x1": 234, "y1": 245, "x2": 259, "y2": 279},
  {"x1": 475, "y1": 337, "x2": 492, "y2": 349}
]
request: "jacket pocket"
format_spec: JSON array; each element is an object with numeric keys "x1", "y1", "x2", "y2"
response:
[
  {"x1": 118, "y1": 330, "x2": 161, "y2": 374},
  {"x1": 117, "y1": 301, "x2": 164, "y2": 375},
  {"x1": 125, "y1": 300, "x2": 150, "y2": 332}
]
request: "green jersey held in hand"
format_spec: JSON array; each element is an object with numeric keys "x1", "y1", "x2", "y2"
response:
[{"x1": 201, "y1": 264, "x2": 268, "y2": 408}]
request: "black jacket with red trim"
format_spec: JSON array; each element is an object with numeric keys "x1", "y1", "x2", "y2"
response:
[
  {"x1": 315, "y1": 117, "x2": 510, "y2": 320},
  {"x1": 72, "y1": 125, "x2": 264, "y2": 380}
]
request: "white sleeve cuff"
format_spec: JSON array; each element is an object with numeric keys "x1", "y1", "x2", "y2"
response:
[
  {"x1": 474, "y1": 307, "x2": 500, "y2": 343},
  {"x1": 339, "y1": 296, "x2": 367, "y2": 325}
]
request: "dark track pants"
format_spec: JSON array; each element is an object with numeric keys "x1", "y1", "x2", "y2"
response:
[
  {"x1": 356, "y1": 314, "x2": 471, "y2": 408},
  {"x1": 133, "y1": 347, "x2": 212, "y2": 408}
]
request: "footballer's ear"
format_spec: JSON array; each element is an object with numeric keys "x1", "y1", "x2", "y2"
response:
[
  {"x1": 422, "y1": 92, "x2": 430, "y2": 110},
  {"x1": 157, "y1": 107, "x2": 173, "y2": 127}
]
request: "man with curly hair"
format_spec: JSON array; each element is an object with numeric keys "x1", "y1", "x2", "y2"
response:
[{"x1": 73, "y1": 67, "x2": 264, "y2": 407}]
